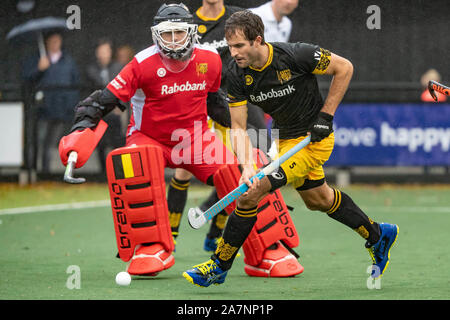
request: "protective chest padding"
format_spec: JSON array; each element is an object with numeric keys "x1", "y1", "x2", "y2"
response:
[
  {"x1": 213, "y1": 149, "x2": 300, "y2": 266},
  {"x1": 106, "y1": 144, "x2": 174, "y2": 262}
]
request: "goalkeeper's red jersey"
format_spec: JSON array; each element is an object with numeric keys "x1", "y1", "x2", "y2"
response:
[{"x1": 107, "y1": 44, "x2": 222, "y2": 146}]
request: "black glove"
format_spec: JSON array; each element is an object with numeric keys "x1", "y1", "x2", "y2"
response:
[
  {"x1": 207, "y1": 89, "x2": 231, "y2": 128},
  {"x1": 70, "y1": 88, "x2": 125, "y2": 132},
  {"x1": 309, "y1": 112, "x2": 334, "y2": 142}
]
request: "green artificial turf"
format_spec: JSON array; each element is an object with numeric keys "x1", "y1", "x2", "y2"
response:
[{"x1": 1, "y1": 183, "x2": 449, "y2": 300}]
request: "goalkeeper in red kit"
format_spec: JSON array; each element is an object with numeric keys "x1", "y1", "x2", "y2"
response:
[
  {"x1": 60, "y1": 3, "x2": 304, "y2": 278},
  {"x1": 59, "y1": 3, "x2": 238, "y2": 275}
]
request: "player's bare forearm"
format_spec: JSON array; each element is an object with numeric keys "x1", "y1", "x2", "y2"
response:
[
  {"x1": 230, "y1": 105, "x2": 255, "y2": 171},
  {"x1": 321, "y1": 53, "x2": 353, "y2": 115},
  {"x1": 233, "y1": 130, "x2": 255, "y2": 171},
  {"x1": 230, "y1": 105, "x2": 259, "y2": 191}
]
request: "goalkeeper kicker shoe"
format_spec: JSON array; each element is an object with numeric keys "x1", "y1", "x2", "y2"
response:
[
  {"x1": 127, "y1": 243, "x2": 175, "y2": 276},
  {"x1": 183, "y1": 259, "x2": 228, "y2": 287},
  {"x1": 244, "y1": 241, "x2": 304, "y2": 277},
  {"x1": 366, "y1": 223, "x2": 399, "y2": 278}
]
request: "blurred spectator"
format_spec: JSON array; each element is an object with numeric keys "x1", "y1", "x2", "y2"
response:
[
  {"x1": 86, "y1": 38, "x2": 125, "y2": 173},
  {"x1": 420, "y1": 68, "x2": 447, "y2": 102},
  {"x1": 116, "y1": 44, "x2": 135, "y2": 67},
  {"x1": 86, "y1": 38, "x2": 123, "y2": 88},
  {"x1": 22, "y1": 31, "x2": 80, "y2": 173},
  {"x1": 250, "y1": 0, "x2": 299, "y2": 42},
  {"x1": 115, "y1": 44, "x2": 135, "y2": 135}
]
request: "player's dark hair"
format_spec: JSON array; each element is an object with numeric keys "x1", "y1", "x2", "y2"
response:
[{"x1": 225, "y1": 10, "x2": 265, "y2": 44}]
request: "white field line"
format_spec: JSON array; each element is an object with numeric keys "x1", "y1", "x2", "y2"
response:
[
  {"x1": 0, "y1": 190, "x2": 208, "y2": 216},
  {"x1": 0, "y1": 200, "x2": 110, "y2": 215},
  {"x1": 363, "y1": 206, "x2": 450, "y2": 213},
  {"x1": 1, "y1": 202, "x2": 449, "y2": 216}
]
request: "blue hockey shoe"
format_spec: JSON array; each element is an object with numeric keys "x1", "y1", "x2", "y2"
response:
[
  {"x1": 367, "y1": 223, "x2": 399, "y2": 278},
  {"x1": 183, "y1": 259, "x2": 228, "y2": 287}
]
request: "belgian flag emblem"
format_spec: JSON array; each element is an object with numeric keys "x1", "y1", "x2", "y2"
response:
[{"x1": 112, "y1": 152, "x2": 144, "y2": 179}]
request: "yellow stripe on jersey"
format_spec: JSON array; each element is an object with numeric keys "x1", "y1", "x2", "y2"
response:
[
  {"x1": 249, "y1": 43, "x2": 273, "y2": 72},
  {"x1": 121, "y1": 153, "x2": 134, "y2": 178},
  {"x1": 196, "y1": 6, "x2": 225, "y2": 21},
  {"x1": 228, "y1": 100, "x2": 247, "y2": 107}
]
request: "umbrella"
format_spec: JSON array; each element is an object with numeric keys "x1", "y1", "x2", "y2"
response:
[{"x1": 6, "y1": 17, "x2": 68, "y2": 57}]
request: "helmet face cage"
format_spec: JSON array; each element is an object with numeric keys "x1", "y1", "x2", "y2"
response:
[
  {"x1": 151, "y1": 3, "x2": 198, "y2": 61},
  {"x1": 151, "y1": 21, "x2": 198, "y2": 61}
]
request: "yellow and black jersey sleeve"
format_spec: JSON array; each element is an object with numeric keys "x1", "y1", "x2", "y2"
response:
[
  {"x1": 226, "y1": 63, "x2": 248, "y2": 108},
  {"x1": 290, "y1": 42, "x2": 332, "y2": 75},
  {"x1": 227, "y1": 93, "x2": 247, "y2": 108},
  {"x1": 312, "y1": 48, "x2": 332, "y2": 75}
]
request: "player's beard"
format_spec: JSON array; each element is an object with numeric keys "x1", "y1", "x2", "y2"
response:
[
  {"x1": 234, "y1": 57, "x2": 248, "y2": 68},
  {"x1": 234, "y1": 50, "x2": 258, "y2": 69},
  {"x1": 234, "y1": 54, "x2": 253, "y2": 68}
]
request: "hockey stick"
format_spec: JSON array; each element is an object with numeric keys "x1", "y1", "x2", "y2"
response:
[
  {"x1": 64, "y1": 151, "x2": 86, "y2": 184},
  {"x1": 428, "y1": 80, "x2": 450, "y2": 101},
  {"x1": 188, "y1": 135, "x2": 311, "y2": 229}
]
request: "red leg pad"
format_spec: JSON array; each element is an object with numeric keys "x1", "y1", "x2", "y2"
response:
[
  {"x1": 212, "y1": 148, "x2": 279, "y2": 213},
  {"x1": 106, "y1": 144, "x2": 174, "y2": 269},
  {"x1": 242, "y1": 189, "x2": 301, "y2": 271},
  {"x1": 213, "y1": 164, "x2": 241, "y2": 214},
  {"x1": 214, "y1": 149, "x2": 303, "y2": 277}
]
